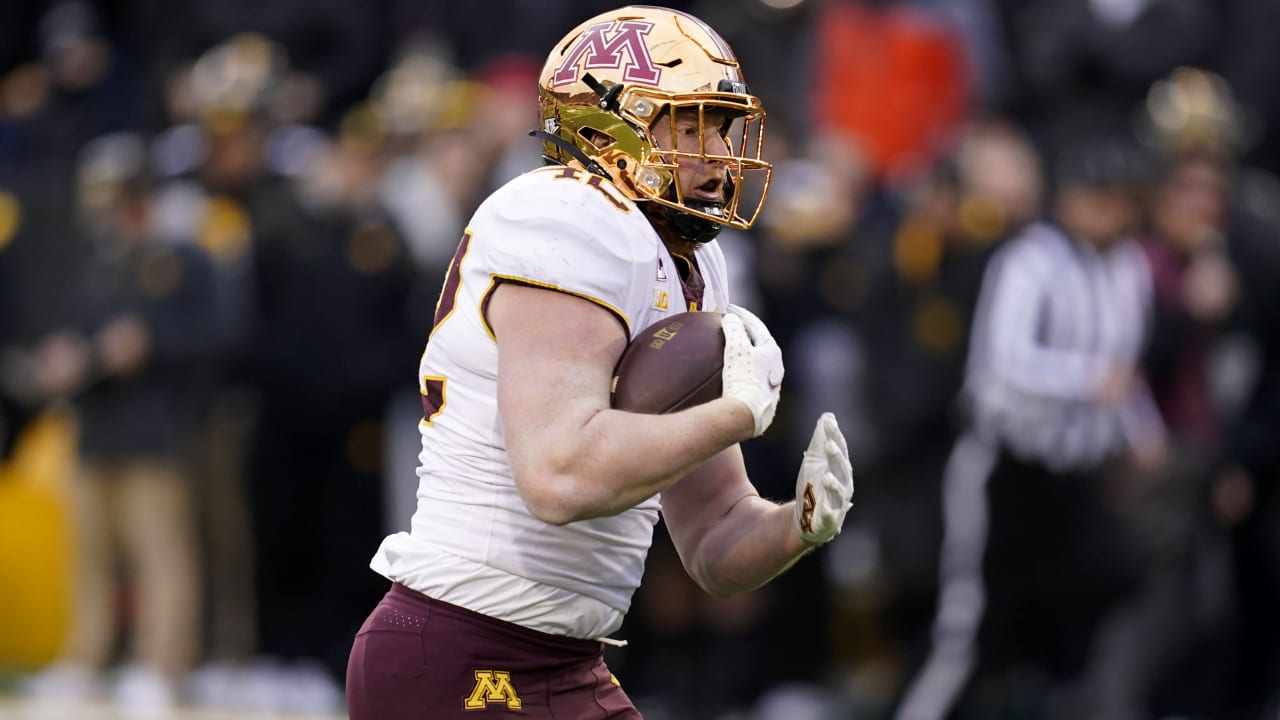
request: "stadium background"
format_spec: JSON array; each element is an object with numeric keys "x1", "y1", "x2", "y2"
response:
[{"x1": 1, "y1": 0, "x2": 1278, "y2": 718}]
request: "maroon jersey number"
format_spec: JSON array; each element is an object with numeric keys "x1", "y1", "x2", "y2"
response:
[
  {"x1": 431, "y1": 230, "x2": 473, "y2": 336},
  {"x1": 421, "y1": 230, "x2": 472, "y2": 424}
]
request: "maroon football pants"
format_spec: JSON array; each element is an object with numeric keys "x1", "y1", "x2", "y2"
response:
[{"x1": 347, "y1": 583, "x2": 642, "y2": 719}]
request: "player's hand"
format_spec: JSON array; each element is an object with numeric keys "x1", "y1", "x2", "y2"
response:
[
  {"x1": 720, "y1": 305, "x2": 783, "y2": 437},
  {"x1": 795, "y1": 412, "x2": 854, "y2": 545}
]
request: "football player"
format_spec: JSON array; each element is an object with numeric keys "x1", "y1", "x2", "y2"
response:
[{"x1": 346, "y1": 6, "x2": 855, "y2": 718}]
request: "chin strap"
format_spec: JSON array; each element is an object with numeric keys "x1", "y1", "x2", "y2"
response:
[
  {"x1": 640, "y1": 202, "x2": 722, "y2": 245},
  {"x1": 656, "y1": 177, "x2": 737, "y2": 245},
  {"x1": 529, "y1": 130, "x2": 609, "y2": 178},
  {"x1": 665, "y1": 204, "x2": 723, "y2": 244}
]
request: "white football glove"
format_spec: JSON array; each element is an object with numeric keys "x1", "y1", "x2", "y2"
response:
[
  {"x1": 795, "y1": 412, "x2": 854, "y2": 545},
  {"x1": 720, "y1": 305, "x2": 784, "y2": 437}
]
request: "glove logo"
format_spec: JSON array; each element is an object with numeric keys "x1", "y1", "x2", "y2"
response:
[{"x1": 800, "y1": 483, "x2": 815, "y2": 535}]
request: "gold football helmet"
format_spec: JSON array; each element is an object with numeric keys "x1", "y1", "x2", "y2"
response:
[{"x1": 536, "y1": 5, "x2": 771, "y2": 242}]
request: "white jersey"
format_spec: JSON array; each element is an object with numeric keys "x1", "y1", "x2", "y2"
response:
[{"x1": 371, "y1": 165, "x2": 732, "y2": 640}]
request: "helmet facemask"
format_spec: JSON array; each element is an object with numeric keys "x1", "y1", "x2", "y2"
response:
[{"x1": 640, "y1": 90, "x2": 772, "y2": 241}]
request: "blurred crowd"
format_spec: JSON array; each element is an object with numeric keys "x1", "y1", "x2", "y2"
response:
[{"x1": 0, "y1": 0, "x2": 1278, "y2": 718}]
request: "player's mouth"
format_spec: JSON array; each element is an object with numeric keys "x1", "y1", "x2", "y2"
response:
[{"x1": 691, "y1": 177, "x2": 724, "y2": 200}]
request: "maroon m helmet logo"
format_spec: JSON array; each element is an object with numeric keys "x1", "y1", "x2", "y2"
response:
[{"x1": 551, "y1": 20, "x2": 661, "y2": 87}]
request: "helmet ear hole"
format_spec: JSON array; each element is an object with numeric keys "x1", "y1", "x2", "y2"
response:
[{"x1": 580, "y1": 128, "x2": 616, "y2": 150}]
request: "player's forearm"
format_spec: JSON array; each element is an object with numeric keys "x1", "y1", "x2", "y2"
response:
[
  {"x1": 514, "y1": 397, "x2": 754, "y2": 525},
  {"x1": 685, "y1": 495, "x2": 812, "y2": 598}
]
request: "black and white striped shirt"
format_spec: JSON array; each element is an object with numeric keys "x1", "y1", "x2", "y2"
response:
[{"x1": 964, "y1": 221, "x2": 1164, "y2": 471}]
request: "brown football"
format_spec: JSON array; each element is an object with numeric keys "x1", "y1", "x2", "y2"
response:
[{"x1": 611, "y1": 311, "x2": 725, "y2": 414}]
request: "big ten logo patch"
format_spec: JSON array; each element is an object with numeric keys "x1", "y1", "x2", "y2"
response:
[
  {"x1": 464, "y1": 670, "x2": 522, "y2": 711},
  {"x1": 653, "y1": 288, "x2": 670, "y2": 311},
  {"x1": 552, "y1": 19, "x2": 661, "y2": 86},
  {"x1": 648, "y1": 321, "x2": 684, "y2": 349}
]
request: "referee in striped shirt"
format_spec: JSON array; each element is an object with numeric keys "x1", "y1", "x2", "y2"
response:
[{"x1": 897, "y1": 136, "x2": 1168, "y2": 720}]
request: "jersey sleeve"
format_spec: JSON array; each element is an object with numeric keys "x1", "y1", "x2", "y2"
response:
[{"x1": 469, "y1": 169, "x2": 656, "y2": 336}]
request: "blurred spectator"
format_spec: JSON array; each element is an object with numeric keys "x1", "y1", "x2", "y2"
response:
[
  {"x1": 833, "y1": 117, "x2": 1043, "y2": 710},
  {"x1": 861, "y1": 118, "x2": 1043, "y2": 471},
  {"x1": 144, "y1": 35, "x2": 299, "y2": 703},
  {"x1": 0, "y1": 0, "x2": 141, "y2": 340},
  {"x1": 1141, "y1": 68, "x2": 1280, "y2": 717},
  {"x1": 371, "y1": 46, "x2": 480, "y2": 274},
  {"x1": 896, "y1": 134, "x2": 1164, "y2": 720},
  {"x1": 243, "y1": 104, "x2": 419, "y2": 700},
  {"x1": 1131, "y1": 66, "x2": 1280, "y2": 720},
  {"x1": 18, "y1": 131, "x2": 222, "y2": 713},
  {"x1": 1077, "y1": 142, "x2": 1241, "y2": 720},
  {"x1": 113, "y1": 0, "x2": 383, "y2": 128}
]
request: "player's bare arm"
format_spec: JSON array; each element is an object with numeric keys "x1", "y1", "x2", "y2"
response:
[
  {"x1": 491, "y1": 281, "x2": 755, "y2": 525},
  {"x1": 661, "y1": 400, "x2": 854, "y2": 598},
  {"x1": 660, "y1": 444, "x2": 811, "y2": 598}
]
